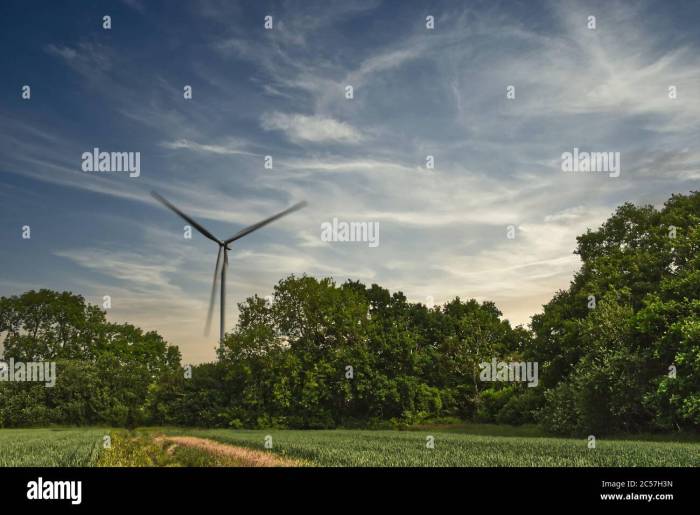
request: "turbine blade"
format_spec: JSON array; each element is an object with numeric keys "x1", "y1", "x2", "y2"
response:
[
  {"x1": 224, "y1": 201, "x2": 307, "y2": 244},
  {"x1": 204, "y1": 246, "x2": 223, "y2": 336},
  {"x1": 151, "y1": 191, "x2": 222, "y2": 245}
]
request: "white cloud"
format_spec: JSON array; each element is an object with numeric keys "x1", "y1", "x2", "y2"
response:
[
  {"x1": 161, "y1": 138, "x2": 257, "y2": 156},
  {"x1": 544, "y1": 206, "x2": 588, "y2": 223},
  {"x1": 261, "y1": 112, "x2": 364, "y2": 143},
  {"x1": 53, "y1": 248, "x2": 183, "y2": 295}
]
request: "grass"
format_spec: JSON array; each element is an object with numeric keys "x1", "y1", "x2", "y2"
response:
[
  {"x1": 0, "y1": 427, "x2": 104, "y2": 467},
  {"x1": 410, "y1": 422, "x2": 547, "y2": 438},
  {"x1": 0, "y1": 426, "x2": 697, "y2": 467},
  {"x1": 161, "y1": 427, "x2": 700, "y2": 467}
]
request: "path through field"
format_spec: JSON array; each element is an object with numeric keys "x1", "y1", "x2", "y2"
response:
[{"x1": 155, "y1": 436, "x2": 304, "y2": 467}]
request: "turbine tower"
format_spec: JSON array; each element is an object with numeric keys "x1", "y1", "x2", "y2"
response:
[{"x1": 151, "y1": 191, "x2": 307, "y2": 345}]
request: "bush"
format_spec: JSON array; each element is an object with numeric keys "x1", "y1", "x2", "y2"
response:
[
  {"x1": 538, "y1": 382, "x2": 582, "y2": 435},
  {"x1": 475, "y1": 387, "x2": 517, "y2": 423},
  {"x1": 496, "y1": 388, "x2": 543, "y2": 425}
]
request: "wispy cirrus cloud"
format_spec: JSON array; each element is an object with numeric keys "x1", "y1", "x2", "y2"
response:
[{"x1": 160, "y1": 138, "x2": 258, "y2": 156}]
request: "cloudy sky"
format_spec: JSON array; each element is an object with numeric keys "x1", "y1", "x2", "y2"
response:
[{"x1": 1, "y1": 0, "x2": 698, "y2": 364}]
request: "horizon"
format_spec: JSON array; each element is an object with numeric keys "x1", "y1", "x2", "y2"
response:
[{"x1": 1, "y1": 0, "x2": 699, "y2": 364}]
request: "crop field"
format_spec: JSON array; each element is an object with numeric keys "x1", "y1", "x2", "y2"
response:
[
  {"x1": 0, "y1": 427, "x2": 697, "y2": 467},
  {"x1": 0, "y1": 428, "x2": 104, "y2": 467},
  {"x1": 162, "y1": 428, "x2": 700, "y2": 467}
]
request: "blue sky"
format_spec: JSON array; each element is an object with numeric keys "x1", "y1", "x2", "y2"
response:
[{"x1": 1, "y1": 0, "x2": 698, "y2": 363}]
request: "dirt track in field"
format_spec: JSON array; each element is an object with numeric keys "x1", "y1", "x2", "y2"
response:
[{"x1": 155, "y1": 436, "x2": 304, "y2": 467}]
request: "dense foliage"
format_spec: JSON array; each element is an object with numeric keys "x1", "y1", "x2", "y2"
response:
[
  {"x1": 148, "y1": 280, "x2": 530, "y2": 429},
  {"x1": 0, "y1": 290, "x2": 181, "y2": 427},
  {"x1": 1, "y1": 191, "x2": 698, "y2": 436},
  {"x1": 532, "y1": 192, "x2": 700, "y2": 435}
]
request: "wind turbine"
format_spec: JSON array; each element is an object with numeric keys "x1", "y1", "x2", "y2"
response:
[{"x1": 151, "y1": 191, "x2": 307, "y2": 345}]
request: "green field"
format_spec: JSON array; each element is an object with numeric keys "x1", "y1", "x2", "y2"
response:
[
  {"x1": 162, "y1": 428, "x2": 700, "y2": 467},
  {"x1": 0, "y1": 427, "x2": 697, "y2": 467},
  {"x1": 0, "y1": 428, "x2": 104, "y2": 467}
]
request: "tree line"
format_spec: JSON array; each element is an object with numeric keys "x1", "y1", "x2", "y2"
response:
[{"x1": 1, "y1": 191, "x2": 698, "y2": 435}]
